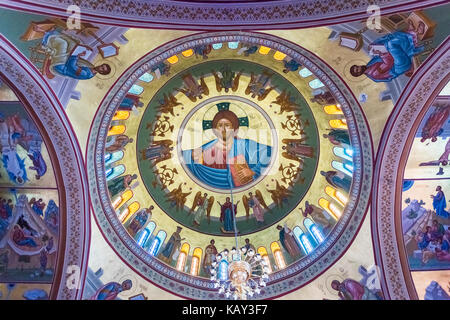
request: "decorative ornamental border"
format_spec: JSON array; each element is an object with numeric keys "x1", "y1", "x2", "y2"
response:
[
  {"x1": 86, "y1": 31, "x2": 373, "y2": 299},
  {"x1": 0, "y1": 35, "x2": 91, "y2": 300},
  {"x1": 371, "y1": 39, "x2": 450, "y2": 300},
  {"x1": 0, "y1": 0, "x2": 446, "y2": 30}
]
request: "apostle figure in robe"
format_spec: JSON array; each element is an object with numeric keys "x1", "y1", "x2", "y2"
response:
[
  {"x1": 90, "y1": 280, "x2": 132, "y2": 300},
  {"x1": 282, "y1": 139, "x2": 314, "y2": 162},
  {"x1": 203, "y1": 239, "x2": 218, "y2": 275},
  {"x1": 248, "y1": 192, "x2": 265, "y2": 224},
  {"x1": 107, "y1": 174, "x2": 137, "y2": 198},
  {"x1": 430, "y1": 186, "x2": 449, "y2": 219},
  {"x1": 320, "y1": 170, "x2": 352, "y2": 193},
  {"x1": 349, "y1": 21, "x2": 425, "y2": 82},
  {"x1": 277, "y1": 224, "x2": 301, "y2": 258},
  {"x1": 283, "y1": 59, "x2": 301, "y2": 73},
  {"x1": 323, "y1": 129, "x2": 350, "y2": 147},
  {"x1": 300, "y1": 201, "x2": 332, "y2": 231},
  {"x1": 331, "y1": 279, "x2": 381, "y2": 300},
  {"x1": 182, "y1": 110, "x2": 271, "y2": 189},
  {"x1": 126, "y1": 206, "x2": 153, "y2": 238},
  {"x1": 141, "y1": 140, "x2": 173, "y2": 167},
  {"x1": 160, "y1": 226, "x2": 185, "y2": 263},
  {"x1": 420, "y1": 104, "x2": 450, "y2": 143},
  {"x1": 218, "y1": 197, "x2": 239, "y2": 233},
  {"x1": 117, "y1": 94, "x2": 144, "y2": 111},
  {"x1": 105, "y1": 134, "x2": 133, "y2": 153},
  {"x1": 28, "y1": 151, "x2": 47, "y2": 180}
]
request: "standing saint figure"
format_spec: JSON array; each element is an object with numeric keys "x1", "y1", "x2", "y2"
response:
[
  {"x1": 108, "y1": 174, "x2": 137, "y2": 198},
  {"x1": 160, "y1": 226, "x2": 185, "y2": 263},
  {"x1": 126, "y1": 206, "x2": 153, "y2": 238},
  {"x1": 430, "y1": 186, "x2": 449, "y2": 219},
  {"x1": 277, "y1": 224, "x2": 301, "y2": 258},
  {"x1": 105, "y1": 134, "x2": 133, "y2": 153},
  {"x1": 331, "y1": 279, "x2": 381, "y2": 300},
  {"x1": 320, "y1": 170, "x2": 352, "y2": 193},
  {"x1": 218, "y1": 197, "x2": 239, "y2": 234},
  {"x1": 243, "y1": 192, "x2": 267, "y2": 224},
  {"x1": 190, "y1": 192, "x2": 214, "y2": 227},
  {"x1": 141, "y1": 140, "x2": 173, "y2": 167},
  {"x1": 282, "y1": 139, "x2": 314, "y2": 162},
  {"x1": 203, "y1": 239, "x2": 218, "y2": 274},
  {"x1": 90, "y1": 280, "x2": 132, "y2": 300}
]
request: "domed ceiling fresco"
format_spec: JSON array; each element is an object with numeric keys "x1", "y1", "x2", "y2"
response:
[{"x1": 0, "y1": 1, "x2": 449, "y2": 301}]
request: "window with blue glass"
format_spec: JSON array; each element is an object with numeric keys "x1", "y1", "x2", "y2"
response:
[
  {"x1": 308, "y1": 78, "x2": 325, "y2": 89},
  {"x1": 333, "y1": 147, "x2": 353, "y2": 162},
  {"x1": 128, "y1": 84, "x2": 144, "y2": 95},
  {"x1": 212, "y1": 43, "x2": 223, "y2": 50},
  {"x1": 137, "y1": 221, "x2": 156, "y2": 248},
  {"x1": 149, "y1": 230, "x2": 166, "y2": 256},
  {"x1": 106, "y1": 164, "x2": 125, "y2": 181},
  {"x1": 299, "y1": 68, "x2": 313, "y2": 78},
  {"x1": 105, "y1": 151, "x2": 124, "y2": 167},
  {"x1": 218, "y1": 260, "x2": 229, "y2": 281},
  {"x1": 304, "y1": 218, "x2": 325, "y2": 244},
  {"x1": 227, "y1": 41, "x2": 239, "y2": 49},
  {"x1": 293, "y1": 226, "x2": 313, "y2": 254},
  {"x1": 332, "y1": 160, "x2": 353, "y2": 177},
  {"x1": 139, "y1": 73, "x2": 154, "y2": 83}
]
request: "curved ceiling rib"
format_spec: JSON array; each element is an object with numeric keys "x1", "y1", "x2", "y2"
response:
[{"x1": 1, "y1": 0, "x2": 446, "y2": 30}]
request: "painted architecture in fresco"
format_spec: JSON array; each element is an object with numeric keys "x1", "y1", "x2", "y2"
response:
[{"x1": 0, "y1": 1, "x2": 449, "y2": 301}]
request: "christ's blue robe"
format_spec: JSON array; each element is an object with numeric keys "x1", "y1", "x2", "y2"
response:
[{"x1": 182, "y1": 138, "x2": 272, "y2": 189}]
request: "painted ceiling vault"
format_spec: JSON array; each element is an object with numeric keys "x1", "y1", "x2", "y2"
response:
[{"x1": 0, "y1": 0, "x2": 449, "y2": 301}]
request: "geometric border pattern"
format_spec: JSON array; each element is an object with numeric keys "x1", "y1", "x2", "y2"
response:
[
  {"x1": 371, "y1": 38, "x2": 449, "y2": 300},
  {"x1": 1, "y1": 0, "x2": 446, "y2": 30},
  {"x1": 0, "y1": 35, "x2": 91, "y2": 300},
  {"x1": 86, "y1": 31, "x2": 373, "y2": 299}
]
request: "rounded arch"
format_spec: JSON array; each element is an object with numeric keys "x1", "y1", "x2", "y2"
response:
[
  {"x1": 371, "y1": 38, "x2": 450, "y2": 300},
  {"x1": 0, "y1": 35, "x2": 90, "y2": 300}
]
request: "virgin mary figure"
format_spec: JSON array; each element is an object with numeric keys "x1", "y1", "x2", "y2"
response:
[{"x1": 182, "y1": 106, "x2": 272, "y2": 190}]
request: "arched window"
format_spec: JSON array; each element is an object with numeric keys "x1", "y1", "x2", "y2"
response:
[
  {"x1": 136, "y1": 228, "x2": 150, "y2": 247},
  {"x1": 325, "y1": 186, "x2": 347, "y2": 207},
  {"x1": 273, "y1": 51, "x2": 286, "y2": 61},
  {"x1": 149, "y1": 230, "x2": 166, "y2": 256},
  {"x1": 309, "y1": 78, "x2": 325, "y2": 89},
  {"x1": 105, "y1": 151, "x2": 124, "y2": 167},
  {"x1": 323, "y1": 104, "x2": 343, "y2": 115},
  {"x1": 332, "y1": 160, "x2": 353, "y2": 177},
  {"x1": 190, "y1": 247, "x2": 203, "y2": 276},
  {"x1": 167, "y1": 55, "x2": 179, "y2": 64},
  {"x1": 258, "y1": 46, "x2": 270, "y2": 55},
  {"x1": 105, "y1": 164, "x2": 125, "y2": 181},
  {"x1": 107, "y1": 124, "x2": 126, "y2": 136},
  {"x1": 227, "y1": 41, "x2": 239, "y2": 49},
  {"x1": 293, "y1": 226, "x2": 314, "y2": 254},
  {"x1": 218, "y1": 259, "x2": 229, "y2": 281},
  {"x1": 119, "y1": 201, "x2": 140, "y2": 223},
  {"x1": 299, "y1": 68, "x2": 313, "y2": 78},
  {"x1": 113, "y1": 189, "x2": 133, "y2": 210},
  {"x1": 270, "y1": 242, "x2": 286, "y2": 270},
  {"x1": 128, "y1": 84, "x2": 144, "y2": 95},
  {"x1": 333, "y1": 147, "x2": 353, "y2": 161},
  {"x1": 304, "y1": 218, "x2": 325, "y2": 244},
  {"x1": 139, "y1": 72, "x2": 154, "y2": 83},
  {"x1": 176, "y1": 243, "x2": 190, "y2": 272},
  {"x1": 212, "y1": 43, "x2": 223, "y2": 50},
  {"x1": 112, "y1": 110, "x2": 130, "y2": 120},
  {"x1": 257, "y1": 246, "x2": 272, "y2": 273},
  {"x1": 319, "y1": 198, "x2": 341, "y2": 219},
  {"x1": 329, "y1": 119, "x2": 348, "y2": 130},
  {"x1": 181, "y1": 49, "x2": 194, "y2": 58},
  {"x1": 141, "y1": 221, "x2": 156, "y2": 248}
]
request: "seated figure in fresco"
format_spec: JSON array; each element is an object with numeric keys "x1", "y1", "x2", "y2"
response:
[
  {"x1": 28, "y1": 150, "x2": 47, "y2": 180},
  {"x1": 126, "y1": 207, "x2": 153, "y2": 238},
  {"x1": 277, "y1": 224, "x2": 301, "y2": 258},
  {"x1": 107, "y1": 174, "x2": 138, "y2": 198},
  {"x1": 90, "y1": 280, "x2": 132, "y2": 300},
  {"x1": 320, "y1": 170, "x2": 352, "y2": 193},
  {"x1": 430, "y1": 186, "x2": 449, "y2": 219},
  {"x1": 159, "y1": 226, "x2": 185, "y2": 263},
  {"x1": 105, "y1": 134, "x2": 133, "y2": 153},
  {"x1": 420, "y1": 104, "x2": 450, "y2": 143},
  {"x1": 12, "y1": 225, "x2": 38, "y2": 248},
  {"x1": 218, "y1": 197, "x2": 239, "y2": 234},
  {"x1": 29, "y1": 198, "x2": 46, "y2": 217},
  {"x1": 203, "y1": 239, "x2": 218, "y2": 275},
  {"x1": 183, "y1": 110, "x2": 272, "y2": 189},
  {"x1": 282, "y1": 58, "x2": 301, "y2": 73},
  {"x1": 300, "y1": 201, "x2": 333, "y2": 232},
  {"x1": 436, "y1": 233, "x2": 450, "y2": 262},
  {"x1": 323, "y1": 129, "x2": 350, "y2": 147},
  {"x1": 52, "y1": 51, "x2": 111, "y2": 80},
  {"x1": 349, "y1": 20, "x2": 426, "y2": 82},
  {"x1": 331, "y1": 279, "x2": 381, "y2": 300}
]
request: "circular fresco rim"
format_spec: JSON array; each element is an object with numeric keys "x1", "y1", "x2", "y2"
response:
[
  {"x1": 175, "y1": 95, "x2": 279, "y2": 194},
  {"x1": 87, "y1": 31, "x2": 373, "y2": 299}
]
